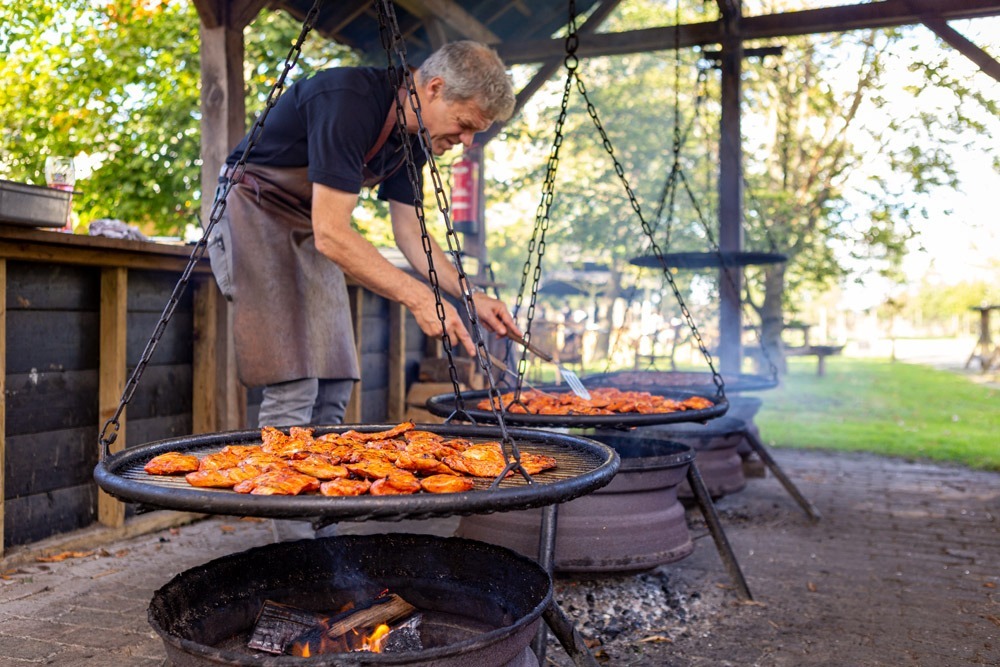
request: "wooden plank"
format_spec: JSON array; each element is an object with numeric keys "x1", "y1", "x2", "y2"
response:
[
  {"x1": 5, "y1": 427, "x2": 97, "y2": 498},
  {"x1": 192, "y1": 278, "x2": 217, "y2": 434},
  {"x1": 5, "y1": 310, "x2": 99, "y2": 374},
  {"x1": 199, "y1": 19, "x2": 247, "y2": 229},
  {"x1": 495, "y1": 0, "x2": 1000, "y2": 64},
  {"x1": 344, "y1": 286, "x2": 364, "y2": 423},
  {"x1": 6, "y1": 261, "x2": 98, "y2": 311},
  {"x1": 923, "y1": 18, "x2": 1000, "y2": 83},
  {"x1": 124, "y1": 365, "x2": 194, "y2": 419},
  {"x1": 0, "y1": 258, "x2": 6, "y2": 557},
  {"x1": 127, "y1": 269, "x2": 195, "y2": 312},
  {"x1": 4, "y1": 483, "x2": 98, "y2": 549},
  {"x1": 398, "y1": 0, "x2": 501, "y2": 43},
  {"x1": 127, "y1": 310, "x2": 193, "y2": 367},
  {"x1": 98, "y1": 267, "x2": 128, "y2": 529},
  {"x1": 5, "y1": 369, "x2": 99, "y2": 435},
  {"x1": 387, "y1": 301, "x2": 407, "y2": 422},
  {"x1": 126, "y1": 414, "x2": 195, "y2": 448}
]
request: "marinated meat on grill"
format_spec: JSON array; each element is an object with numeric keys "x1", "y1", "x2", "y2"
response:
[
  {"x1": 340, "y1": 421, "x2": 414, "y2": 442},
  {"x1": 393, "y1": 452, "x2": 457, "y2": 476},
  {"x1": 289, "y1": 454, "x2": 349, "y2": 480},
  {"x1": 320, "y1": 478, "x2": 372, "y2": 496},
  {"x1": 444, "y1": 443, "x2": 510, "y2": 478},
  {"x1": 144, "y1": 422, "x2": 559, "y2": 497},
  {"x1": 476, "y1": 387, "x2": 715, "y2": 416},
  {"x1": 420, "y1": 474, "x2": 475, "y2": 494},
  {"x1": 370, "y1": 470, "x2": 421, "y2": 495},
  {"x1": 344, "y1": 459, "x2": 399, "y2": 480},
  {"x1": 233, "y1": 470, "x2": 320, "y2": 495},
  {"x1": 144, "y1": 452, "x2": 199, "y2": 475}
]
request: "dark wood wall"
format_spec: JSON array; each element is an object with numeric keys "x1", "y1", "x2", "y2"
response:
[{"x1": 3, "y1": 263, "x2": 196, "y2": 546}]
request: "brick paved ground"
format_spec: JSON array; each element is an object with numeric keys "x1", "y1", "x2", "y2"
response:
[{"x1": 1, "y1": 447, "x2": 997, "y2": 666}]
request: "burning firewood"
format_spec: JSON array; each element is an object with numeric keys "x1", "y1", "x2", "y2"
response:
[{"x1": 248, "y1": 593, "x2": 420, "y2": 656}]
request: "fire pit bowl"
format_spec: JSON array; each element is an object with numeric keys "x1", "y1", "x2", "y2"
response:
[
  {"x1": 638, "y1": 416, "x2": 747, "y2": 499},
  {"x1": 457, "y1": 435, "x2": 696, "y2": 573},
  {"x1": 149, "y1": 533, "x2": 550, "y2": 666}
]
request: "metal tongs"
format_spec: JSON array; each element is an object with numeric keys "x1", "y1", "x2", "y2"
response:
[{"x1": 505, "y1": 331, "x2": 592, "y2": 400}]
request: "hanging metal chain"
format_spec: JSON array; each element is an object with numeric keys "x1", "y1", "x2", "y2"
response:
[
  {"x1": 373, "y1": 0, "x2": 533, "y2": 480},
  {"x1": 98, "y1": 0, "x2": 322, "y2": 459},
  {"x1": 566, "y1": 22, "x2": 724, "y2": 397},
  {"x1": 509, "y1": 4, "x2": 581, "y2": 401}
]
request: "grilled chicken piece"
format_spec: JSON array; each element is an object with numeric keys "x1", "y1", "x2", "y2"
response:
[
  {"x1": 185, "y1": 465, "x2": 264, "y2": 488},
  {"x1": 320, "y1": 478, "x2": 371, "y2": 496},
  {"x1": 344, "y1": 459, "x2": 400, "y2": 480},
  {"x1": 393, "y1": 452, "x2": 457, "y2": 476},
  {"x1": 289, "y1": 454, "x2": 349, "y2": 480},
  {"x1": 518, "y1": 452, "x2": 558, "y2": 475},
  {"x1": 370, "y1": 470, "x2": 421, "y2": 495},
  {"x1": 404, "y1": 440, "x2": 462, "y2": 460},
  {"x1": 233, "y1": 470, "x2": 320, "y2": 495},
  {"x1": 199, "y1": 446, "x2": 261, "y2": 471},
  {"x1": 402, "y1": 430, "x2": 444, "y2": 443},
  {"x1": 144, "y1": 452, "x2": 200, "y2": 475},
  {"x1": 238, "y1": 450, "x2": 289, "y2": 470},
  {"x1": 420, "y1": 474, "x2": 475, "y2": 494},
  {"x1": 340, "y1": 421, "x2": 414, "y2": 443},
  {"x1": 362, "y1": 438, "x2": 407, "y2": 452},
  {"x1": 443, "y1": 443, "x2": 510, "y2": 478}
]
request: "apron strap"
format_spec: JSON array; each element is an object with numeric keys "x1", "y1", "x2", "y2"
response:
[{"x1": 364, "y1": 88, "x2": 405, "y2": 163}]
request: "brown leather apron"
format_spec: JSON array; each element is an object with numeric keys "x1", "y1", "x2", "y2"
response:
[{"x1": 216, "y1": 103, "x2": 401, "y2": 387}]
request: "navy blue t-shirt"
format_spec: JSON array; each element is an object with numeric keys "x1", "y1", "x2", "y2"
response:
[{"x1": 226, "y1": 66, "x2": 424, "y2": 205}]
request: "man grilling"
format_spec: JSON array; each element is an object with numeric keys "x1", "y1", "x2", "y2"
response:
[{"x1": 209, "y1": 40, "x2": 519, "y2": 430}]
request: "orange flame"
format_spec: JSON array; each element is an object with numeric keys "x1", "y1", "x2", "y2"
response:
[{"x1": 364, "y1": 624, "x2": 391, "y2": 653}]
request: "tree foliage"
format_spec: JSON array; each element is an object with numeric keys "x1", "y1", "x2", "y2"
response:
[{"x1": 1, "y1": 0, "x2": 202, "y2": 233}]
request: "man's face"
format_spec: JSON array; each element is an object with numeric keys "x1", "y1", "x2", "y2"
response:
[{"x1": 422, "y1": 79, "x2": 494, "y2": 155}]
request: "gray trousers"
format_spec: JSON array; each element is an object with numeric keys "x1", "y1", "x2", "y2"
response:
[
  {"x1": 257, "y1": 378, "x2": 355, "y2": 428},
  {"x1": 260, "y1": 378, "x2": 354, "y2": 541}
]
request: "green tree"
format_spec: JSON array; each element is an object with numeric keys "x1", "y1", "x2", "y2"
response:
[{"x1": 1, "y1": 0, "x2": 202, "y2": 233}]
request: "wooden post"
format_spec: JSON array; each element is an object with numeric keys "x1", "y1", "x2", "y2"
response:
[
  {"x1": 98, "y1": 267, "x2": 128, "y2": 528},
  {"x1": 387, "y1": 302, "x2": 407, "y2": 422},
  {"x1": 344, "y1": 287, "x2": 364, "y2": 423},
  {"x1": 0, "y1": 259, "x2": 6, "y2": 557},
  {"x1": 717, "y1": 0, "x2": 745, "y2": 374}
]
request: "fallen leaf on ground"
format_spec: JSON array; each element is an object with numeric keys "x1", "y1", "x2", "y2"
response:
[
  {"x1": 219, "y1": 525, "x2": 236, "y2": 533},
  {"x1": 639, "y1": 635, "x2": 673, "y2": 643},
  {"x1": 239, "y1": 517, "x2": 267, "y2": 523},
  {"x1": 984, "y1": 614, "x2": 1000, "y2": 629},
  {"x1": 734, "y1": 599, "x2": 767, "y2": 608},
  {"x1": 36, "y1": 551, "x2": 94, "y2": 563},
  {"x1": 807, "y1": 581, "x2": 818, "y2": 592},
  {"x1": 583, "y1": 638, "x2": 602, "y2": 649},
  {"x1": 984, "y1": 582, "x2": 996, "y2": 589},
  {"x1": 768, "y1": 620, "x2": 780, "y2": 629}
]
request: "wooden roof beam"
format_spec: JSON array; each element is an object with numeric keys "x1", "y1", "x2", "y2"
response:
[
  {"x1": 478, "y1": 0, "x2": 625, "y2": 145},
  {"x1": 497, "y1": 0, "x2": 1000, "y2": 64},
  {"x1": 923, "y1": 18, "x2": 1000, "y2": 83},
  {"x1": 395, "y1": 0, "x2": 501, "y2": 44}
]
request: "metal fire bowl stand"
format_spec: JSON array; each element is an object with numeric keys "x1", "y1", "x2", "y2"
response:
[{"x1": 95, "y1": 423, "x2": 620, "y2": 667}]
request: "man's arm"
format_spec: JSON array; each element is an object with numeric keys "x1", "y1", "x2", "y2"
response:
[
  {"x1": 389, "y1": 199, "x2": 519, "y2": 339},
  {"x1": 312, "y1": 183, "x2": 482, "y2": 354}
]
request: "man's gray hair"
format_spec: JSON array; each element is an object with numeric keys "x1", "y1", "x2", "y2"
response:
[{"x1": 419, "y1": 41, "x2": 515, "y2": 122}]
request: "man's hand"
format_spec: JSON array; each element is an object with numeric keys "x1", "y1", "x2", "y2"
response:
[{"x1": 470, "y1": 291, "x2": 521, "y2": 339}]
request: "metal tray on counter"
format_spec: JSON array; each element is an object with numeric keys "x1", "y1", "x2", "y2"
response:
[{"x1": 0, "y1": 179, "x2": 71, "y2": 228}]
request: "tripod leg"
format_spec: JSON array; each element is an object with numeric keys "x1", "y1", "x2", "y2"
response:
[
  {"x1": 532, "y1": 504, "x2": 559, "y2": 663},
  {"x1": 542, "y1": 599, "x2": 601, "y2": 667},
  {"x1": 744, "y1": 430, "x2": 821, "y2": 522},
  {"x1": 686, "y1": 462, "x2": 752, "y2": 601}
]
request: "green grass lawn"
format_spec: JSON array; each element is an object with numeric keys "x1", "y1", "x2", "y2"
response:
[{"x1": 752, "y1": 356, "x2": 1000, "y2": 471}]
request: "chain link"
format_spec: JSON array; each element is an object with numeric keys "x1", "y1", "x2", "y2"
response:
[
  {"x1": 98, "y1": 0, "x2": 322, "y2": 459},
  {"x1": 372, "y1": 0, "x2": 529, "y2": 470}
]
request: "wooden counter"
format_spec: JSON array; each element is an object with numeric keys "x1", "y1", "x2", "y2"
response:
[{"x1": 0, "y1": 226, "x2": 422, "y2": 555}]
